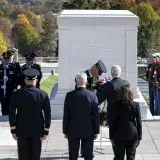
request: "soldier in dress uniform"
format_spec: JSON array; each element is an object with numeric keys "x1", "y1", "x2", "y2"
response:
[
  {"x1": 77, "y1": 60, "x2": 106, "y2": 158},
  {"x1": 84, "y1": 60, "x2": 107, "y2": 91},
  {"x1": 146, "y1": 54, "x2": 157, "y2": 115},
  {"x1": 20, "y1": 53, "x2": 42, "y2": 88},
  {"x1": 7, "y1": 50, "x2": 21, "y2": 86},
  {"x1": 0, "y1": 51, "x2": 19, "y2": 115},
  {"x1": 153, "y1": 53, "x2": 160, "y2": 115},
  {"x1": 75, "y1": 60, "x2": 107, "y2": 91},
  {"x1": 8, "y1": 49, "x2": 21, "y2": 74},
  {"x1": 9, "y1": 68, "x2": 51, "y2": 160}
]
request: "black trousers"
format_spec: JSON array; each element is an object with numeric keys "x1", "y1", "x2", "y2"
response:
[
  {"x1": 113, "y1": 141, "x2": 138, "y2": 160},
  {"x1": 0, "y1": 90, "x2": 12, "y2": 115},
  {"x1": 68, "y1": 137, "x2": 94, "y2": 160},
  {"x1": 81, "y1": 140, "x2": 94, "y2": 157},
  {"x1": 17, "y1": 137, "x2": 42, "y2": 160}
]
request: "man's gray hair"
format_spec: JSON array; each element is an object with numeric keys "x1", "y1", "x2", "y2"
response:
[
  {"x1": 75, "y1": 72, "x2": 87, "y2": 86},
  {"x1": 111, "y1": 65, "x2": 121, "y2": 77}
]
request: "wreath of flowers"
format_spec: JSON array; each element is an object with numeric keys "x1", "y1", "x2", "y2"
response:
[{"x1": 90, "y1": 77, "x2": 111, "y2": 127}]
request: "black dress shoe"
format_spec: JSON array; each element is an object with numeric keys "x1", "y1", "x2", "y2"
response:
[{"x1": 80, "y1": 154, "x2": 94, "y2": 158}]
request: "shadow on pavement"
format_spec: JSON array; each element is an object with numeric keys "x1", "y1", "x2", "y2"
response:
[{"x1": 0, "y1": 116, "x2": 8, "y2": 122}]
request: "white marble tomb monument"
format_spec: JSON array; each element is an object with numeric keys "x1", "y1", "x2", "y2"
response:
[{"x1": 50, "y1": 10, "x2": 152, "y2": 120}]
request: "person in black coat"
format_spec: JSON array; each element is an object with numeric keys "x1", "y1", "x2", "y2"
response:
[
  {"x1": 109, "y1": 86, "x2": 142, "y2": 160},
  {"x1": 63, "y1": 72, "x2": 100, "y2": 160},
  {"x1": 9, "y1": 68, "x2": 51, "y2": 160},
  {"x1": 75, "y1": 60, "x2": 106, "y2": 157},
  {"x1": 97, "y1": 65, "x2": 130, "y2": 116},
  {"x1": 97, "y1": 65, "x2": 130, "y2": 159}
]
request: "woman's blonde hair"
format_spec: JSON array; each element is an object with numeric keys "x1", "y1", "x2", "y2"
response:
[{"x1": 119, "y1": 86, "x2": 133, "y2": 105}]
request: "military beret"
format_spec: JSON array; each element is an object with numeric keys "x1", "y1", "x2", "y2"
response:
[
  {"x1": 95, "y1": 60, "x2": 107, "y2": 74},
  {"x1": 23, "y1": 68, "x2": 40, "y2": 80}
]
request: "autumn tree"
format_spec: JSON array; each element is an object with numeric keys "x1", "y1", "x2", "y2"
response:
[
  {"x1": 98, "y1": 0, "x2": 110, "y2": 9},
  {"x1": 23, "y1": 9, "x2": 43, "y2": 33},
  {"x1": 8, "y1": 0, "x2": 20, "y2": 5},
  {"x1": 41, "y1": 13, "x2": 57, "y2": 56},
  {"x1": 0, "y1": 32, "x2": 7, "y2": 56},
  {"x1": 131, "y1": 2, "x2": 160, "y2": 57},
  {"x1": 17, "y1": 14, "x2": 30, "y2": 25},
  {"x1": 62, "y1": 0, "x2": 100, "y2": 9},
  {"x1": 12, "y1": 13, "x2": 40, "y2": 55},
  {"x1": 152, "y1": 0, "x2": 160, "y2": 15},
  {"x1": 0, "y1": 17, "x2": 12, "y2": 44},
  {"x1": 0, "y1": 0, "x2": 8, "y2": 7},
  {"x1": 11, "y1": 7, "x2": 23, "y2": 20},
  {"x1": 44, "y1": 0, "x2": 60, "y2": 12},
  {"x1": 0, "y1": 6, "x2": 14, "y2": 17},
  {"x1": 110, "y1": 0, "x2": 136, "y2": 10},
  {"x1": 17, "y1": 24, "x2": 40, "y2": 54}
]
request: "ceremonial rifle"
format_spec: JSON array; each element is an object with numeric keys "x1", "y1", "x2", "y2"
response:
[{"x1": 3, "y1": 65, "x2": 6, "y2": 97}]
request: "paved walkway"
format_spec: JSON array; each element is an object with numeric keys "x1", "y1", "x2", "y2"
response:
[
  {"x1": 0, "y1": 118, "x2": 159, "y2": 159},
  {"x1": 0, "y1": 78, "x2": 157, "y2": 160}
]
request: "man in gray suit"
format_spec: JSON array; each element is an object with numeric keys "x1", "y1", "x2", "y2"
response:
[{"x1": 63, "y1": 72, "x2": 100, "y2": 160}]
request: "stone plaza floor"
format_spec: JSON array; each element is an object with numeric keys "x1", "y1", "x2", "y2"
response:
[{"x1": 0, "y1": 117, "x2": 160, "y2": 160}]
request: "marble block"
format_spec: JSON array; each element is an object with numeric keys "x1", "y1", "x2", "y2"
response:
[{"x1": 50, "y1": 10, "x2": 152, "y2": 120}]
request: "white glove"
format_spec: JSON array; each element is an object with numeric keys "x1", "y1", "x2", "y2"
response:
[
  {"x1": 1, "y1": 85, "x2": 6, "y2": 89},
  {"x1": 3, "y1": 75, "x2": 8, "y2": 81},
  {"x1": 17, "y1": 85, "x2": 21, "y2": 89}
]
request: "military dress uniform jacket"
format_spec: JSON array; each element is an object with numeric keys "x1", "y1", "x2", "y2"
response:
[
  {"x1": 147, "y1": 63, "x2": 157, "y2": 86},
  {"x1": 20, "y1": 64, "x2": 42, "y2": 88},
  {"x1": 0, "y1": 63, "x2": 19, "y2": 93},
  {"x1": 9, "y1": 85, "x2": 51, "y2": 138},
  {"x1": 84, "y1": 70, "x2": 94, "y2": 90},
  {"x1": 154, "y1": 64, "x2": 160, "y2": 83},
  {"x1": 146, "y1": 63, "x2": 153, "y2": 87}
]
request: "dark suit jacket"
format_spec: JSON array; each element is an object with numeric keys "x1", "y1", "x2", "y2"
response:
[
  {"x1": 109, "y1": 100, "x2": 142, "y2": 141},
  {"x1": 63, "y1": 87, "x2": 100, "y2": 138},
  {"x1": 97, "y1": 77, "x2": 130, "y2": 112}
]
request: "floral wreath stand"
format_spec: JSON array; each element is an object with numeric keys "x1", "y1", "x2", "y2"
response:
[{"x1": 93, "y1": 100, "x2": 110, "y2": 154}]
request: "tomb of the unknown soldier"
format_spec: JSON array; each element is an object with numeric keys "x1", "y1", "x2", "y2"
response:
[{"x1": 50, "y1": 10, "x2": 153, "y2": 120}]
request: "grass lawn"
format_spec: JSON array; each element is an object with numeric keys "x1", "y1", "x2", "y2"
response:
[
  {"x1": 41, "y1": 75, "x2": 58, "y2": 96},
  {"x1": 143, "y1": 95, "x2": 149, "y2": 106},
  {"x1": 139, "y1": 72, "x2": 146, "y2": 81}
]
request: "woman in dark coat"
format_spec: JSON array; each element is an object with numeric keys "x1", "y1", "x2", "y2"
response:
[{"x1": 108, "y1": 86, "x2": 142, "y2": 160}]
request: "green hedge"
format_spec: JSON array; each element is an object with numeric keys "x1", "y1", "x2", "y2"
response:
[{"x1": 41, "y1": 75, "x2": 58, "y2": 96}]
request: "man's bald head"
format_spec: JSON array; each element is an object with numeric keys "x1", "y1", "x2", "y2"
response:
[
  {"x1": 75, "y1": 72, "x2": 87, "y2": 87},
  {"x1": 111, "y1": 65, "x2": 121, "y2": 78}
]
